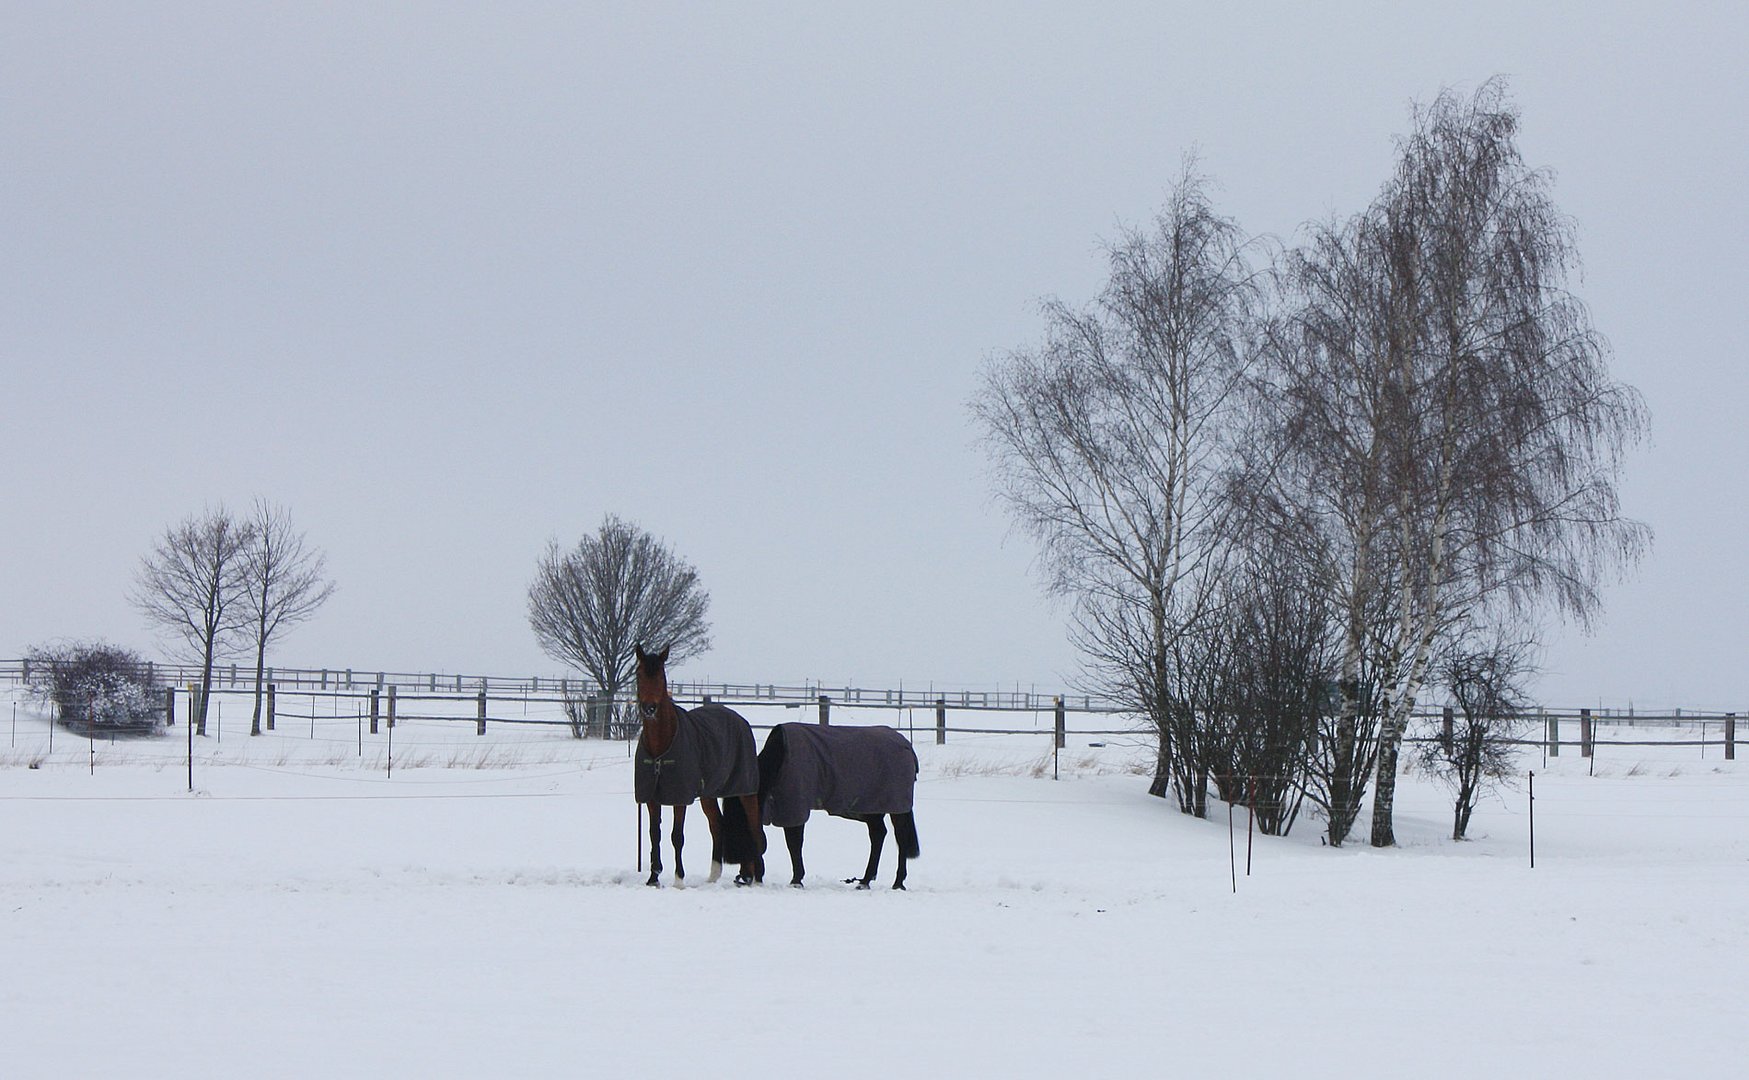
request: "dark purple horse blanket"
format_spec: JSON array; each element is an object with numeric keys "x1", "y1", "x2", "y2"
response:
[
  {"x1": 634, "y1": 704, "x2": 761, "y2": 806},
  {"x1": 760, "y1": 723, "x2": 919, "y2": 829}
]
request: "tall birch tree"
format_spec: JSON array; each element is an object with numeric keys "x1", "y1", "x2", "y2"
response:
[{"x1": 1272, "y1": 81, "x2": 1648, "y2": 846}]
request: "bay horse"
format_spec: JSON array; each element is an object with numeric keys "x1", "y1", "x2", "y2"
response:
[
  {"x1": 720, "y1": 722, "x2": 920, "y2": 890},
  {"x1": 633, "y1": 644, "x2": 764, "y2": 886}
]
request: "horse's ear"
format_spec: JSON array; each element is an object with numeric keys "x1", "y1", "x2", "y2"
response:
[
  {"x1": 634, "y1": 643, "x2": 647, "y2": 665},
  {"x1": 656, "y1": 645, "x2": 670, "y2": 666}
]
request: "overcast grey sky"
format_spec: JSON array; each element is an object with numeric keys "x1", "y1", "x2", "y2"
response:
[{"x1": 4, "y1": 3, "x2": 1744, "y2": 708}]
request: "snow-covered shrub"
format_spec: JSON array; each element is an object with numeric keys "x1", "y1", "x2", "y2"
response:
[{"x1": 24, "y1": 641, "x2": 164, "y2": 734}]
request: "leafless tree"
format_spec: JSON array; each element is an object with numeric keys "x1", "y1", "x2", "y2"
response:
[
  {"x1": 973, "y1": 161, "x2": 1262, "y2": 810},
  {"x1": 1416, "y1": 628, "x2": 1534, "y2": 840},
  {"x1": 131, "y1": 506, "x2": 256, "y2": 735},
  {"x1": 527, "y1": 515, "x2": 711, "y2": 736},
  {"x1": 241, "y1": 501, "x2": 335, "y2": 735},
  {"x1": 1206, "y1": 548, "x2": 1336, "y2": 836},
  {"x1": 1268, "y1": 80, "x2": 1648, "y2": 846}
]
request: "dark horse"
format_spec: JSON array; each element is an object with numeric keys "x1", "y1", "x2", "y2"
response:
[
  {"x1": 633, "y1": 644, "x2": 765, "y2": 886},
  {"x1": 721, "y1": 722, "x2": 920, "y2": 889}
]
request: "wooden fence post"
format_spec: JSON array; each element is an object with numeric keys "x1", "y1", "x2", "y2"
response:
[
  {"x1": 1579, "y1": 708, "x2": 1593, "y2": 758},
  {"x1": 936, "y1": 698, "x2": 946, "y2": 745},
  {"x1": 387, "y1": 685, "x2": 397, "y2": 730},
  {"x1": 818, "y1": 695, "x2": 831, "y2": 726},
  {"x1": 1547, "y1": 710, "x2": 1559, "y2": 757},
  {"x1": 476, "y1": 690, "x2": 487, "y2": 736},
  {"x1": 165, "y1": 686, "x2": 176, "y2": 728},
  {"x1": 266, "y1": 683, "x2": 276, "y2": 732},
  {"x1": 190, "y1": 682, "x2": 204, "y2": 736},
  {"x1": 1442, "y1": 706, "x2": 1454, "y2": 753},
  {"x1": 1054, "y1": 696, "x2": 1066, "y2": 749},
  {"x1": 1726, "y1": 713, "x2": 1737, "y2": 761},
  {"x1": 369, "y1": 688, "x2": 380, "y2": 735}
]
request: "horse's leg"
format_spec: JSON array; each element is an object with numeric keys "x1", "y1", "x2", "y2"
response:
[
  {"x1": 697, "y1": 797, "x2": 724, "y2": 883},
  {"x1": 671, "y1": 802, "x2": 686, "y2": 886},
  {"x1": 645, "y1": 803, "x2": 663, "y2": 887},
  {"x1": 892, "y1": 814, "x2": 909, "y2": 890},
  {"x1": 851, "y1": 814, "x2": 887, "y2": 890},
  {"x1": 746, "y1": 794, "x2": 766, "y2": 883},
  {"x1": 784, "y1": 823, "x2": 806, "y2": 888},
  {"x1": 731, "y1": 794, "x2": 765, "y2": 885}
]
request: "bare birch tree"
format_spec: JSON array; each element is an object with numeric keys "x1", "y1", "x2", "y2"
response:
[
  {"x1": 527, "y1": 515, "x2": 711, "y2": 735},
  {"x1": 131, "y1": 506, "x2": 256, "y2": 736},
  {"x1": 1270, "y1": 81, "x2": 1649, "y2": 846},
  {"x1": 241, "y1": 501, "x2": 335, "y2": 735},
  {"x1": 974, "y1": 163, "x2": 1261, "y2": 811}
]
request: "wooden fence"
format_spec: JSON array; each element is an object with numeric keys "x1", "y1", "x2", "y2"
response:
[{"x1": 3, "y1": 659, "x2": 1740, "y2": 756}]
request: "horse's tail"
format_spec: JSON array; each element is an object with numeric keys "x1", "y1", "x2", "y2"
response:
[
  {"x1": 719, "y1": 795, "x2": 757, "y2": 864},
  {"x1": 892, "y1": 811, "x2": 920, "y2": 860}
]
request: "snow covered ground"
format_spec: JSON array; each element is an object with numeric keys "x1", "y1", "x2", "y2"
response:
[{"x1": 3, "y1": 689, "x2": 1745, "y2": 1078}]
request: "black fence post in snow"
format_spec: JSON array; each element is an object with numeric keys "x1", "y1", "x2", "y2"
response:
[
  {"x1": 1528, "y1": 770, "x2": 1536, "y2": 868},
  {"x1": 1726, "y1": 713, "x2": 1737, "y2": 761},
  {"x1": 1054, "y1": 695, "x2": 1066, "y2": 750},
  {"x1": 476, "y1": 690, "x2": 487, "y2": 736},
  {"x1": 369, "y1": 689, "x2": 380, "y2": 736},
  {"x1": 267, "y1": 683, "x2": 276, "y2": 732},
  {"x1": 818, "y1": 695, "x2": 830, "y2": 726},
  {"x1": 165, "y1": 686, "x2": 176, "y2": 729}
]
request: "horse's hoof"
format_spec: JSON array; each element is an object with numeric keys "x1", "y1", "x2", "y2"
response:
[
  {"x1": 645, "y1": 877, "x2": 661, "y2": 888},
  {"x1": 733, "y1": 874, "x2": 755, "y2": 887},
  {"x1": 790, "y1": 880, "x2": 805, "y2": 889},
  {"x1": 854, "y1": 881, "x2": 872, "y2": 891},
  {"x1": 892, "y1": 882, "x2": 907, "y2": 891}
]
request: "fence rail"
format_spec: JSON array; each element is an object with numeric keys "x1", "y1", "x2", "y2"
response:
[
  {"x1": 0, "y1": 659, "x2": 1105, "y2": 713},
  {"x1": 3, "y1": 659, "x2": 1742, "y2": 753}
]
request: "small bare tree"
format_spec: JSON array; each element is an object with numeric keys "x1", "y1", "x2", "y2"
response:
[
  {"x1": 1417, "y1": 630, "x2": 1534, "y2": 840},
  {"x1": 527, "y1": 515, "x2": 711, "y2": 736},
  {"x1": 241, "y1": 501, "x2": 335, "y2": 735},
  {"x1": 973, "y1": 162, "x2": 1262, "y2": 810},
  {"x1": 132, "y1": 506, "x2": 256, "y2": 735}
]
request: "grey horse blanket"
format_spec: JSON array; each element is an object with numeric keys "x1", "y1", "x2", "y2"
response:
[
  {"x1": 634, "y1": 704, "x2": 761, "y2": 806},
  {"x1": 760, "y1": 723, "x2": 919, "y2": 829}
]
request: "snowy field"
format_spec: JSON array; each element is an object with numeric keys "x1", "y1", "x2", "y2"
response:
[{"x1": 3, "y1": 689, "x2": 1746, "y2": 1078}]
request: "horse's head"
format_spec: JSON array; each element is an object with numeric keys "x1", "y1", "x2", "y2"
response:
[{"x1": 633, "y1": 643, "x2": 672, "y2": 727}]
